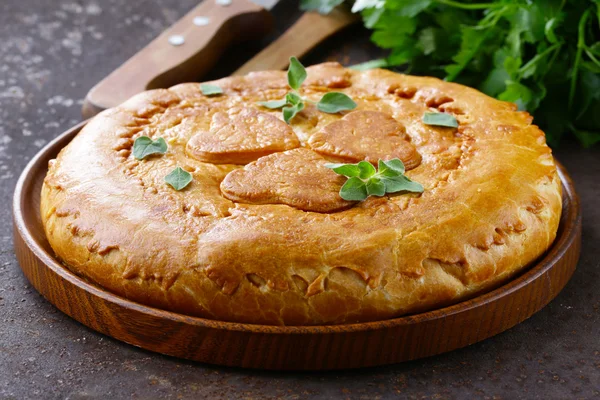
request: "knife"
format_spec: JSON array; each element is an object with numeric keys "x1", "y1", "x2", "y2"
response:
[
  {"x1": 82, "y1": 0, "x2": 275, "y2": 119},
  {"x1": 82, "y1": 0, "x2": 357, "y2": 119}
]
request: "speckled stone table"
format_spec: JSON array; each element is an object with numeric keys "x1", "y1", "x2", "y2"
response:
[{"x1": 1, "y1": 1, "x2": 598, "y2": 399}]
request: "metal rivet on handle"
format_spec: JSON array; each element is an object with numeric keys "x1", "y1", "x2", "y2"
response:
[
  {"x1": 216, "y1": 0, "x2": 232, "y2": 6},
  {"x1": 168, "y1": 35, "x2": 185, "y2": 46},
  {"x1": 193, "y1": 16, "x2": 210, "y2": 26}
]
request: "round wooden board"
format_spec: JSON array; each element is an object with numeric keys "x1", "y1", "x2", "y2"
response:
[{"x1": 13, "y1": 121, "x2": 582, "y2": 370}]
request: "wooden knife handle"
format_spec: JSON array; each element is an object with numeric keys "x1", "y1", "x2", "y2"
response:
[
  {"x1": 232, "y1": 7, "x2": 359, "y2": 76},
  {"x1": 82, "y1": 0, "x2": 272, "y2": 118}
]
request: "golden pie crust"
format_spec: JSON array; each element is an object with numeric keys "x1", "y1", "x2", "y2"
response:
[{"x1": 41, "y1": 63, "x2": 562, "y2": 325}]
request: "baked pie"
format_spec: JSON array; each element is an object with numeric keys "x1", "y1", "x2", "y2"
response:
[{"x1": 41, "y1": 63, "x2": 562, "y2": 325}]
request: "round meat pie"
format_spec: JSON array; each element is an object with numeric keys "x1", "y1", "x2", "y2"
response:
[{"x1": 41, "y1": 63, "x2": 562, "y2": 325}]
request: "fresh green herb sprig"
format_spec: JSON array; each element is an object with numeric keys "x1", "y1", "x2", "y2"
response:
[
  {"x1": 259, "y1": 56, "x2": 357, "y2": 123},
  {"x1": 301, "y1": 0, "x2": 600, "y2": 147},
  {"x1": 326, "y1": 158, "x2": 424, "y2": 201}
]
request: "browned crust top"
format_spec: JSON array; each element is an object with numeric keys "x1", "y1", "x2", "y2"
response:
[{"x1": 41, "y1": 63, "x2": 562, "y2": 325}]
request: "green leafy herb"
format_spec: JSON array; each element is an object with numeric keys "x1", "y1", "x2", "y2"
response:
[
  {"x1": 258, "y1": 98, "x2": 288, "y2": 109},
  {"x1": 258, "y1": 56, "x2": 357, "y2": 123},
  {"x1": 422, "y1": 112, "x2": 459, "y2": 128},
  {"x1": 300, "y1": 0, "x2": 600, "y2": 147},
  {"x1": 286, "y1": 92, "x2": 303, "y2": 105},
  {"x1": 317, "y1": 92, "x2": 358, "y2": 113},
  {"x1": 324, "y1": 162, "x2": 361, "y2": 177},
  {"x1": 283, "y1": 102, "x2": 305, "y2": 124},
  {"x1": 288, "y1": 57, "x2": 308, "y2": 90},
  {"x1": 326, "y1": 158, "x2": 424, "y2": 201},
  {"x1": 165, "y1": 167, "x2": 193, "y2": 191},
  {"x1": 200, "y1": 83, "x2": 223, "y2": 96},
  {"x1": 132, "y1": 136, "x2": 168, "y2": 160},
  {"x1": 339, "y1": 177, "x2": 369, "y2": 200}
]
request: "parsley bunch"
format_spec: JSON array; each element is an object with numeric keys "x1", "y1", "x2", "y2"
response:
[{"x1": 301, "y1": 0, "x2": 600, "y2": 147}]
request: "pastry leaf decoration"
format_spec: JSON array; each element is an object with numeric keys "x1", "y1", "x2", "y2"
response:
[
  {"x1": 132, "y1": 136, "x2": 168, "y2": 160},
  {"x1": 326, "y1": 158, "x2": 424, "y2": 201},
  {"x1": 422, "y1": 112, "x2": 459, "y2": 128},
  {"x1": 200, "y1": 83, "x2": 223, "y2": 96},
  {"x1": 258, "y1": 56, "x2": 357, "y2": 123},
  {"x1": 165, "y1": 167, "x2": 193, "y2": 191}
]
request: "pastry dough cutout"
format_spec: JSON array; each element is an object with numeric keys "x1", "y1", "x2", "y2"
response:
[
  {"x1": 186, "y1": 108, "x2": 300, "y2": 164},
  {"x1": 308, "y1": 110, "x2": 422, "y2": 170},
  {"x1": 220, "y1": 148, "x2": 354, "y2": 212}
]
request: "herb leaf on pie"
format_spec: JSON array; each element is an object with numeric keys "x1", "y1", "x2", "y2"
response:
[
  {"x1": 257, "y1": 98, "x2": 288, "y2": 109},
  {"x1": 326, "y1": 158, "x2": 423, "y2": 201},
  {"x1": 366, "y1": 178, "x2": 386, "y2": 196},
  {"x1": 200, "y1": 84, "x2": 223, "y2": 96},
  {"x1": 380, "y1": 174, "x2": 424, "y2": 193},
  {"x1": 132, "y1": 136, "x2": 168, "y2": 160},
  {"x1": 357, "y1": 160, "x2": 376, "y2": 179},
  {"x1": 283, "y1": 102, "x2": 305, "y2": 124},
  {"x1": 339, "y1": 176, "x2": 369, "y2": 201},
  {"x1": 324, "y1": 163, "x2": 361, "y2": 177},
  {"x1": 378, "y1": 159, "x2": 405, "y2": 176},
  {"x1": 165, "y1": 167, "x2": 193, "y2": 191},
  {"x1": 288, "y1": 56, "x2": 308, "y2": 90},
  {"x1": 317, "y1": 92, "x2": 358, "y2": 113},
  {"x1": 422, "y1": 112, "x2": 459, "y2": 128}
]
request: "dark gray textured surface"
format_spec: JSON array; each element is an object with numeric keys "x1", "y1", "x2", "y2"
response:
[{"x1": 0, "y1": 1, "x2": 598, "y2": 399}]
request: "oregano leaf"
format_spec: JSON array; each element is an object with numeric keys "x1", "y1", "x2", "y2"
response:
[
  {"x1": 380, "y1": 175, "x2": 424, "y2": 193},
  {"x1": 357, "y1": 160, "x2": 376, "y2": 179},
  {"x1": 422, "y1": 112, "x2": 459, "y2": 128},
  {"x1": 200, "y1": 83, "x2": 223, "y2": 96},
  {"x1": 165, "y1": 167, "x2": 193, "y2": 191},
  {"x1": 339, "y1": 177, "x2": 369, "y2": 201},
  {"x1": 317, "y1": 92, "x2": 357, "y2": 113},
  {"x1": 283, "y1": 101, "x2": 304, "y2": 124},
  {"x1": 324, "y1": 163, "x2": 361, "y2": 177},
  {"x1": 286, "y1": 92, "x2": 303, "y2": 106},
  {"x1": 366, "y1": 178, "x2": 386, "y2": 196},
  {"x1": 378, "y1": 159, "x2": 405, "y2": 176},
  {"x1": 258, "y1": 98, "x2": 288, "y2": 109},
  {"x1": 133, "y1": 136, "x2": 168, "y2": 160},
  {"x1": 287, "y1": 57, "x2": 307, "y2": 90}
]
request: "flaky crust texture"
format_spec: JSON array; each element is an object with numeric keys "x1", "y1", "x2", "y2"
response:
[{"x1": 41, "y1": 63, "x2": 562, "y2": 326}]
